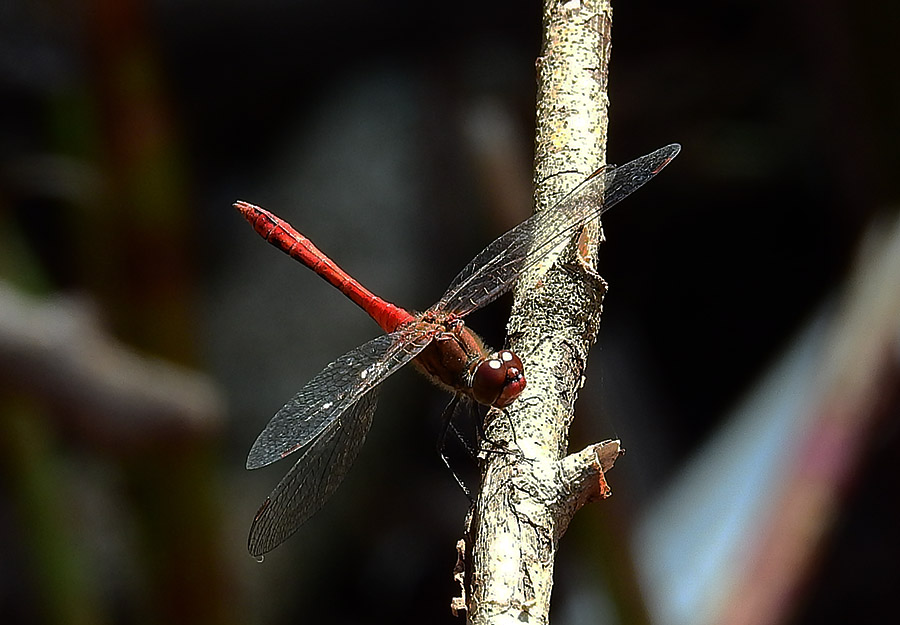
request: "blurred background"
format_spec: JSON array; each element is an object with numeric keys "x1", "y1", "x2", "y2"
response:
[{"x1": 1, "y1": 0, "x2": 899, "y2": 624}]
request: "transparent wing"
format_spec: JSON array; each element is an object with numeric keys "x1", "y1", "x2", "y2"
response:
[
  {"x1": 433, "y1": 143, "x2": 680, "y2": 316},
  {"x1": 247, "y1": 387, "x2": 379, "y2": 556},
  {"x1": 246, "y1": 326, "x2": 436, "y2": 469}
]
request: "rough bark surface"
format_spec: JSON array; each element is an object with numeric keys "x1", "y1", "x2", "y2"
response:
[{"x1": 464, "y1": 2, "x2": 618, "y2": 624}]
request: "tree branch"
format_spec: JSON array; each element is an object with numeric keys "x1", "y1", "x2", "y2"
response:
[
  {"x1": 0, "y1": 281, "x2": 223, "y2": 453},
  {"x1": 463, "y1": 2, "x2": 618, "y2": 623}
]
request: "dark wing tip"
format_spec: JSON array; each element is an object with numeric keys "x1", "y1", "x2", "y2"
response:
[
  {"x1": 246, "y1": 440, "x2": 275, "y2": 470},
  {"x1": 650, "y1": 143, "x2": 681, "y2": 174},
  {"x1": 247, "y1": 497, "x2": 273, "y2": 557}
]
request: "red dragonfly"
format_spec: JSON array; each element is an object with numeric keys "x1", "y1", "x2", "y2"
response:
[{"x1": 239, "y1": 143, "x2": 680, "y2": 556}]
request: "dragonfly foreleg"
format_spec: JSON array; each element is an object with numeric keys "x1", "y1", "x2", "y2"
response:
[{"x1": 437, "y1": 394, "x2": 478, "y2": 501}]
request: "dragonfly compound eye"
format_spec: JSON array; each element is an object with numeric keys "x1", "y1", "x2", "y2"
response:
[{"x1": 472, "y1": 350, "x2": 525, "y2": 408}]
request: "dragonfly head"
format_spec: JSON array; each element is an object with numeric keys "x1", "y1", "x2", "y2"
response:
[{"x1": 471, "y1": 350, "x2": 525, "y2": 408}]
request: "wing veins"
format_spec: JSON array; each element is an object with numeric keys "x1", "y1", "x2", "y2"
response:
[
  {"x1": 248, "y1": 388, "x2": 379, "y2": 555},
  {"x1": 433, "y1": 144, "x2": 680, "y2": 316},
  {"x1": 246, "y1": 326, "x2": 435, "y2": 469}
]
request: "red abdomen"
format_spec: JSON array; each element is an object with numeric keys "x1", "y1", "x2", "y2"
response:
[{"x1": 235, "y1": 201, "x2": 414, "y2": 333}]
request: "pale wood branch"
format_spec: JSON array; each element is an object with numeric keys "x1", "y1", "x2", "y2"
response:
[
  {"x1": 0, "y1": 281, "x2": 223, "y2": 453},
  {"x1": 463, "y1": 2, "x2": 617, "y2": 623}
]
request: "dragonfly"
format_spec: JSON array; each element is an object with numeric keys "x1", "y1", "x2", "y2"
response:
[{"x1": 239, "y1": 143, "x2": 680, "y2": 556}]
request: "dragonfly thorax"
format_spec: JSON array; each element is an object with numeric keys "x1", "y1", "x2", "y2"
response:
[{"x1": 410, "y1": 319, "x2": 525, "y2": 409}]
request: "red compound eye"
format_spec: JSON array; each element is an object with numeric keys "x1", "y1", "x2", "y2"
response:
[{"x1": 471, "y1": 350, "x2": 525, "y2": 408}]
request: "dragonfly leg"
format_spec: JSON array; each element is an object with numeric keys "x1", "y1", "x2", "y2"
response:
[
  {"x1": 503, "y1": 407, "x2": 520, "y2": 454},
  {"x1": 477, "y1": 406, "x2": 524, "y2": 458},
  {"x1": 437, "y1": 395, "x2": 474, "y2": 502},
  {"x1": 475, "y1": 408, "x2": 504, "y2": 451}
]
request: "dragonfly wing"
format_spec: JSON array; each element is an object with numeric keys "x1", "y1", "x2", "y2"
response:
[
  {"x1": 246, "y1": 326, "x2": 435, "y2": 469},
  {"x1": 247, "y1": 387, "x2": 379, "y2": 556},
  {"x1": 434, "y1": 143, "x2": 680, "y2": 316}
]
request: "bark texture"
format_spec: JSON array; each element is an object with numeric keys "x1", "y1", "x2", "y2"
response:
[{"x1": 464, "y1": 2, "x2": 619, "y2": 624}]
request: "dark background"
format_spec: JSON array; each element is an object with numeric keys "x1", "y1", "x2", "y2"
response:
[{"x1": 1, "y1": 0, "x2": 898, "y2": 624}]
